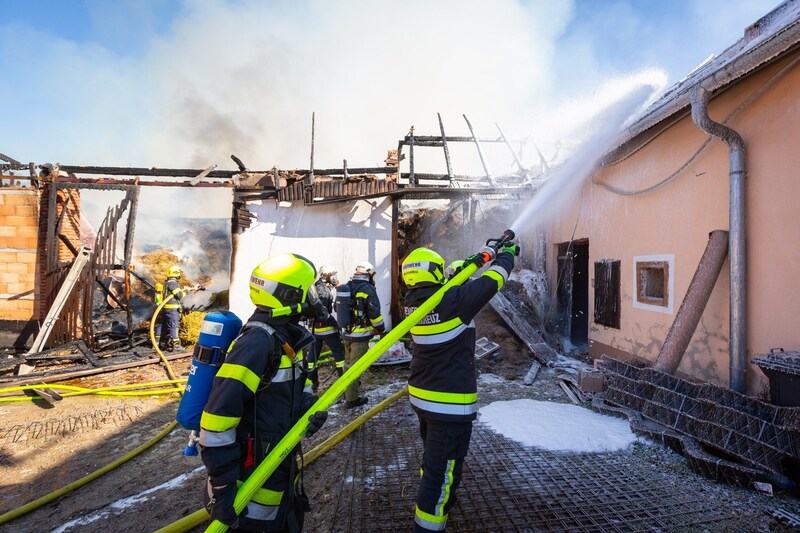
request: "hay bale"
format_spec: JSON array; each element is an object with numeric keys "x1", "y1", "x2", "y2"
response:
[{"x1": 179, "y1": 311, "x2": 206, "y2": 347}]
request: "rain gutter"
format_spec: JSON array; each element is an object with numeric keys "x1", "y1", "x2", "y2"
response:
[{"x1": 690, "y1": 86, "x2": 746, "y2": 393}]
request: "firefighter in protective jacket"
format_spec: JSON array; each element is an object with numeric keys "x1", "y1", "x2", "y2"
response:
[
  {"x1": 307, "y1": 264, "x2": 345, "y2": 391},
  {"x1": 335, "y1": 261, "x2": 384, "y2": 408},
  {"x1": 199, "y1": 253, "x2": 328, "y2": 532},
  {"x1": 160, "y1": 265, "x2": 187, "y2": 352},
  {"x1": 402, "y1": 243, "x2": 517, "y2": 532}
]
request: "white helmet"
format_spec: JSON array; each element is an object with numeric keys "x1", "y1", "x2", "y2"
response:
[
  {"x1": 355, "y1": 261, "x2": 375, "y2": 275},
  {"x1": 319, "y1": 264, "x2": 338, "y2": 285},
  {"x1": 320, "y1": 264, "x2": 338, "y2": 276}
]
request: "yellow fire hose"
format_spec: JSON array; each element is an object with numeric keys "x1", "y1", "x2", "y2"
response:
[
  {"x1": 0, "y1": 379, "x2": 187, "y2": 402},
  {"x1": 154, "y1": 387, "x2": 410, "y2": 533},
  {"x1": 0, "y1": 419, "x2": 178, "y2": 526},
  {"x1": 150, "y1": 291, "x2": 197, "y2": 385},
  {"x1": 0, "y1": 289, "x2": 191, "y2": 526},
  {"x1": 166, "y1": 259, "x2": 484, "y2": 533}
]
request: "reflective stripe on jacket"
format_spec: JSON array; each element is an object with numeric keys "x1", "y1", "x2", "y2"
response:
[
  {"x1": 312, "y1": 279, "x2": 340, "y2": 337},
  {"x1": 404, "y1": 252, "x2": 514, "y2": 422},
  {"x1": 337, "y1": 276, "x2": 384, "y2": 342},
  {"x1": 162, "y1": 277, "x2": 187, "y2": 309}
]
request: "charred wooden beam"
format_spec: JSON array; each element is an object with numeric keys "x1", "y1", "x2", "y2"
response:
[
  {"x1": 496, "y1": 122, "x2": 524, "y2": 172},
  {"x1": 0, "y1": 352, "x2": 191, "y2": 385},
  {"x1": 463, "y1": 114, "x2": 497, "y2": 187},
  {"x1": 53, "y1": 176, "x2": 233, "y2": 188},
  {"x1": 57, "y1": 165, "x2": 238, "y2": 178},
  {"x1": 437, "y1": 113, "x2": 454, "y2": 181},
  {"x1": 402, "y1": 135, "x2": 506, "y2": 144},
  {"x1": 306, "y1": 112, "x2": 316, "y2": 187},
  {"x1": 123, "y1": 186, "x2": 140, "y2": 346},
  {"x1": 58, "y1": 233, "x2": 79, "y2": 256},
  {"x1": 409, "y1": 126, "x2": 416, "y2": 187}
]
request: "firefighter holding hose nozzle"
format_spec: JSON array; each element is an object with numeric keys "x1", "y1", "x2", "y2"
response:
[{"x1": 401, "y1": 232, "x2": 519, "y2": 533}]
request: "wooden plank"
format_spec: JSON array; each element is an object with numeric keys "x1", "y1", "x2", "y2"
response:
[
  {"x1": 489, "y1": 291, "x2": 556, "y2": 366},
  {"x1": 559, "y1": 380, "x2": 581, "y2": 405},
  {"x1": 523, "y1": 361, "x2": 541, "y2": 385}
]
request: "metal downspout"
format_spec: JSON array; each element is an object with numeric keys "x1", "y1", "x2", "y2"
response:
[{"x1": 690, "y1": 85, "x2": 747, "y2": 393}]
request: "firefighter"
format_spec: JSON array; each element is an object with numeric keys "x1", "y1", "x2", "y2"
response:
[
  {"x1": 307, "y1": 264, "x2": 345, "y2": 392},
  {"x1": 335, "y1": 261, "x2": 385, "y2": 409},
  {"x1": 160, "y1": 265, "x2": 187, "y2": 352},
  {"x1": 401, "y1": 243, "x2": 518, "y2": 533},
  {"x1": 199, "y1": 253, "x2": 328, "y2": 531}
]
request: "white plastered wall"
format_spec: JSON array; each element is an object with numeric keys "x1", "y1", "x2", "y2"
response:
[{"x1": 230, "y1": 197, "x2": 394, "y2": 326}]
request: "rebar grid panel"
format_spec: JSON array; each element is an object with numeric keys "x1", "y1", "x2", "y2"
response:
[
  {"x1": 313, "y1": 399, "x2": 744, "y2": 533},
  {"x1": 601, "y1": 357, "x2": 800, "y2": 483}
]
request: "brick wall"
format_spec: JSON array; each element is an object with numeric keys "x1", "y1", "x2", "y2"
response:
[{"x1": 0, "y1": 185, "x2": 40, "y2": 321}]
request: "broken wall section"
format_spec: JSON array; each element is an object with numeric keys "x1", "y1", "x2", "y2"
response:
[{"x1": 0, "y1": 185, "x2": 40, "y2": 348}]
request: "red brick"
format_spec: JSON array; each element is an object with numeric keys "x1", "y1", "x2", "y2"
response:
[
  {"x1": 9, "y1": 282, "x2": 31, "y2": 294},
  {"x1": 16, "y1": 252, "x2": 35, "y2": 263},
  {"x1": 0, "y1": 307, "x2": 33, "y2": 320},
  {"x1": 4, "y1": 194, "x2": 35, "y2": 206},
  {"x1": 5, "y1": 216, "x2": 29, "y2": 226},
  {"x1": 7, "y1": 263, "x2": 27, "y2": 274},
  {"x1": 0, "y1": 283, "x2": 7, "y2": 293},
  {"x1": 0, "y1": 272, "x2": 18, "y2": 284},
  {"x1": 15, "y1": 205, "x2": 36, "y2": 217},
  {"x1": 0, "y1": 205, "x2": 15, "y2": 215},
  {"x1": 17, "y1": 226, "x2": 38, "y2": 238},
  {"x1": 16, "y1": 300, "x2": 34, "y2": 312},
  {"x1": 0, "y1": 251, "x2": 15, "y2": 263}
]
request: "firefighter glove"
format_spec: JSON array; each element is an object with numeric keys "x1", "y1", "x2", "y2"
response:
[
  {"x1": 207, "y1": 482, "x2": 241, "y2": 527},
  {"x1": 499, "y1": 242, "x2": 520, "y2": 256},
  {"x1": 465, "y1": 253, "x2": 485, "y2": 269},
  {"x1": 306, "y1": 410, "x2": 328, "y2": 437}
]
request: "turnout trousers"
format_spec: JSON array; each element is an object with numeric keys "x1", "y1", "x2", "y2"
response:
[
  {"x1": 413, "y1": 414, "x2": 473, "y2": 532},
  {"x1": 313, "y1": 334, "x2": 345, "y2": 371},
  {"x1": 159, "y1": 308, "x2": 180, "y2": 348},
  {"x1": 343, "y1": 340, "x2": 369, "y2": 402}
]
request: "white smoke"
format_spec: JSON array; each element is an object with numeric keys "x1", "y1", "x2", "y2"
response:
[{"x1": 2, "y1": 0, "x2": 782, "y2": 174}]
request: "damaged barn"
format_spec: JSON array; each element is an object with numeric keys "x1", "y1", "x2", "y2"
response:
[{"x1": 3, "y1": 3, "x2": 800, "y2": 528}]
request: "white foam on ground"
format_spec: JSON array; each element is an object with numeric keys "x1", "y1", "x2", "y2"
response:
[{"x1": 479, "y1": 399, "x2": 637, "y2": 453}]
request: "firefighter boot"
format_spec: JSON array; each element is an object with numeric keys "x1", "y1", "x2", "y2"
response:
[
  {"x1": 335, "y1": 367, "x2": 344, "y2": 377},
  {"x1": 310, "y1": 369, "x2": 319, "y2": 393}
]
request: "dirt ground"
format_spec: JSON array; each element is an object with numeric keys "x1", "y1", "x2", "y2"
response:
[{"x1": 1, "y1": 308, "x2": 799, "y2": 532}]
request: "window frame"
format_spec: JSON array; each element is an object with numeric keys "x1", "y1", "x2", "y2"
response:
[{"x1": 632, "y1": 254, "x2": 674, "y2": 314}]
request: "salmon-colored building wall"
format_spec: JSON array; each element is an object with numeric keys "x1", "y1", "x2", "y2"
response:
[{"x1": 546, "y1": 52, "x2": 800, "y2": 397}]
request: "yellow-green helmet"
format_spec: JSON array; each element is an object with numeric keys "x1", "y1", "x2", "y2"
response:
[
  {"x1": 167, "y1": 265, "x2": 182, "y2": 278},
  {"x1": 402, "y1": 247, "x2": 445, "y2": 287},
  {"x1": 249, "y1": 253, "x2": 317, "y2": 309}
]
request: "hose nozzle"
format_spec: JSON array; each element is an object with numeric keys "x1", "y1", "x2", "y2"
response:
[{"x1": 486, "y1": 229, "x2": 516, "y2": 251}]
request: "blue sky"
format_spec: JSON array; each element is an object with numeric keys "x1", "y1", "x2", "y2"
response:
[{"x1": 0, "y1": 0, "x2": 784, "y2": 218}]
